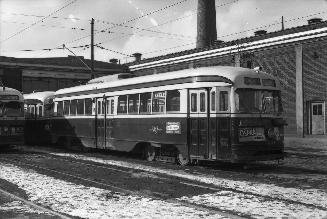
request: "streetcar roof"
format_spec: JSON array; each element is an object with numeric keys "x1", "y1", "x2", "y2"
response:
[
  {"x1": 0, "y1": 87, "x2": 24, "y2": 101},
  {"x1": 24, "y1": 91, "x2": 55, "y2": 104},
  {"x1": 55, "y1": 66, "x2": 280, "y2": 96}
]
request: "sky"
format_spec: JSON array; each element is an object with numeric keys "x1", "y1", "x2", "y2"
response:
[{"x1": 0, "y1": 0, "x2": 327, "y2": 64}]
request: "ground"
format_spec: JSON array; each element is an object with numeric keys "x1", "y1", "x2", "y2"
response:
[{"x1": 0, "y1": 136, "x2": 326, "y2": 219}]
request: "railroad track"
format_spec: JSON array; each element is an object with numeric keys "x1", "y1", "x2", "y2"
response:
[
  {"x1": 0, "y1": 186, "x2": 72, "y2": 219},
  {"x1": 2, "y1": 149, "x2": 327, "y2": 216},
  {"x1": 0, "y1": 156, "x2": 246, "y2": 219}
]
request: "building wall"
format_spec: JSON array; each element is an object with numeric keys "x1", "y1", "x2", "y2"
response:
[
  {"x1": 303, "y1": 38, "x2": 327, "y2": 134},
  {"x1": 0, "y1": 68, "x2": 23, "y2": 91},
  {"x1": 249, "y1": 46, "x2": 297, "y2": 135},
  {"x1": 132, "y1": 39, "x2": 327, "y2": 135},
  {"x1": 22, "y1": 76, "x2": 87, "y2": 94}
]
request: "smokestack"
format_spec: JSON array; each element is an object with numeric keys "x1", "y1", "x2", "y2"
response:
[
  {"x1": 196, "y1": 0, "x2": 217, "y2": 49},
  {"x1": 132, "y1": 53, "x2": 142, "y2": 62}
]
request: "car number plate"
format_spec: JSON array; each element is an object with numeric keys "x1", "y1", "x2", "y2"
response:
[{"x1": 239, "y1": 128, "x2": 256, "y2": 137}]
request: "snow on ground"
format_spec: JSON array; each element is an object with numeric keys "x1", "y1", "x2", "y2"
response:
[
  {"x1": 261, "y1": 173, "x2": 327, "y2": 181},
  {"x1": 178, "y1": 191, "x2": 327, "y2": 219},
  {"x1": 0, "y1": 163, "x2": 227, "y2": 219},
  {"x1": 283, "y1": 154, "x2": 327, "y2": 172},
  {"x1": 0, "y1": 200, "x2": 51, "y2": 215},
  {"x1": 50, "y1": 153, "x2": 327, "y2": 210}
]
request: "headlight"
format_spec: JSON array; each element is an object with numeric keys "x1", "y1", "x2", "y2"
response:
[{"x1": 267, "y1": 127, "x2": 280, "y2": 141}]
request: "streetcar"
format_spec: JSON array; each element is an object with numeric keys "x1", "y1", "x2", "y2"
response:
[
  {"x1": 0, "y1": 86, "x2": 25, "y2": 147},
  {"x1": 51, "y1": 66, "x2": 286, "y2": 164},
  {"x1": 24, "y1": 91, "x2": 55, "y2": 145}
]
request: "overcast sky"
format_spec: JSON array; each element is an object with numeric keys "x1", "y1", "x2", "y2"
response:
[{"x1": 1, "y1": 0, "x2": 327, "y2": 63}]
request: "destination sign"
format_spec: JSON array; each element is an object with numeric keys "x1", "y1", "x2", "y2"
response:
[{"x1": 0, "y1": 95, "x2": 19, "y2": 100}]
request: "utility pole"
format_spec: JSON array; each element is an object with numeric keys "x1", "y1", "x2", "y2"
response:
[
  {"x1": 91, "y1": 18, "x2": 95, "y2": 79},
  {"x1": 282, "y1": 16, "x2": 285, "y2": 31}
]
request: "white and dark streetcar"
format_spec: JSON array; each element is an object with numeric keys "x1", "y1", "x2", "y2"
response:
[
  {"x1": 49, "y1": 66, "x2": 285, "y2": 164},
  {"x1": 0, "y1": 86, "x2": 24, "y2": 147},
  {"x1": 24, "y1": 91, "x2": 55, "y2": 145}
]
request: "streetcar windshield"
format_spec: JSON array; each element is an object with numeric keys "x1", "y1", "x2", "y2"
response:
[
  {"x1": 235, "y1": 89, "x2": 282, "y2": 114},
  {"x1": 0, "y1": 101, "x2": 24, "y2": 117}
]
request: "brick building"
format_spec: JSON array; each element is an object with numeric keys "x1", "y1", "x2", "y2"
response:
[
  {"x1": 0, "y1": 56, "x2": 129, "y2": 94},
  {"x1": 127, "y1": 19, "x2": 327, "y2": 136}
]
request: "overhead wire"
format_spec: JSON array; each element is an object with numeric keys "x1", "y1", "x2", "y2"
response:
[
  {"x1": 95, "y1": 0, "x2": 238, "y2": 51},
  {"x1": 1, "y1": 0, "x2": 78, "y2": 43}
]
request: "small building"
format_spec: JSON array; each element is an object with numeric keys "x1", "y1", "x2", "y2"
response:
[
  {"x1": 127, "y1": 19, "x2": 327, "y2": 136},
  {"x1": 0, "y1": 55, "x2": 129, "y2": 94}
]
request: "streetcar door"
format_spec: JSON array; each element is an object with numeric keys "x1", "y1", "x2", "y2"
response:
[
  {"x1": 105, "y1": 97, "x2": 115, "y2": 149},
  {"x1": 189, "y1": 89, "x2": 208, "y2": 159},
  {"x1": 216, "y1": 88, "x2": 231, "y2": 159},
  {"x1": 96, "y1": 97, "x2": 106, "y2": 149}
]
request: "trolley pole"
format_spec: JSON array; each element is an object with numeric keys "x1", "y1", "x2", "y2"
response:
[{"x1": 91, "y1": 18, "x2": 95, "y2": 79}]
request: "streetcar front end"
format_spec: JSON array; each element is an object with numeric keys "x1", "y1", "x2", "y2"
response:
[
  {"x1": 0, "y1": 88, "x2": 25, "y2": 147},
  {"x1": 229, "y1": 77, "x2": 286, "y2": 163}
]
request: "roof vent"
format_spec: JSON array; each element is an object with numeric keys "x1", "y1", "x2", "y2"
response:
[
  {"x1": 308, "y1": 18, "x2": 323, "y2": 25},
  {"x1": 254, "y1": 30, "x2": 267, "y2": 36},
  {"x1": 109, "y1": 58, "x2": 118, "y2": 64},
  {"x1": 214, "y1": 40, "x2": 224, "y2": 46},
  {"x1": 87, "y1": 73, "x2": 134, "y2": 84},
  {"x1": 132, "y1": 53, "x2": 142, "y2": 62}
]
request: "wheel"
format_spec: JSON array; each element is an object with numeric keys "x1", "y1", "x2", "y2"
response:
[
  {"x1": 176, "y1": 152, "x2": 189, "y2": 166},
  {"x1": 143, "y1": 145, "x2": 156, "y2": 161}
]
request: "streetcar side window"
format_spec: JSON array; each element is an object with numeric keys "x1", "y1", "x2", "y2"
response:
[
  {"x1": 200, "y1": 92, "x2": 206, "y2": 112},
  {"x1": 97, "y1": 99, "x2": 103, "y2": 115},
  {"x1": 110, "y1": 99, "x2": 114, "y2": 115},
  {"x1": 30, "y1": 105, "x2": 35, "y2": 117},
  {"x1": 106, "y1": 98, "x2": 114, "y2": 115},
  {"x1": 128, "y1": 94, "x2": 139, "y2": 114},
  {"x1": 38, "y1": 105, "x2": 43, "y2": 117},
  {"x1": 219, "y1": 91, "x2": 229, "y2": 111},
  {"x1": 85, "y1": 98, "x2": 92, "y2": 115},
  {"x1": 118, "y1": 95, "x2": 127, "y2": 114},
  {"x1": 211, "y1": 91, "x2": 216, "y2": 111},
  {"x1": 63, "y1": 100, "x2": 70, "y2": 115},
  {"x1": 77, "y1": 99, "x2": 84, "y2": 115},
  {"x1": 106, "y1": 99, "x2": 110, "y2": 115},
  {"x1": 191, "y1": 93, "x2": 197, "y2": 112},
  {"x1": 57, "y1": 101, "x2": 63, "y2": 116},
  {"x1": 152, "y1": 91, "x2": 165, "y2": 113},
  {"x1": 166, "y1": 90, "x2": 180, "y2": 112},
  {"x1": 70, "y1": 99, "x2": 77, "y2": 116},
  {"x1": 140, "y1": 93, "x2": 152, "y2": 114},
  {"x1": 44, "y1": 103, "x2": 53, "y2": 117}
]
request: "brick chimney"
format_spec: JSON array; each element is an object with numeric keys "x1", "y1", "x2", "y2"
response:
[
  {"x1": 196, "y1": 0, "x2": 217, "y2": 49},
  {"x1": 132, "y1": 53, "x2": 142, "y2": 62}
]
